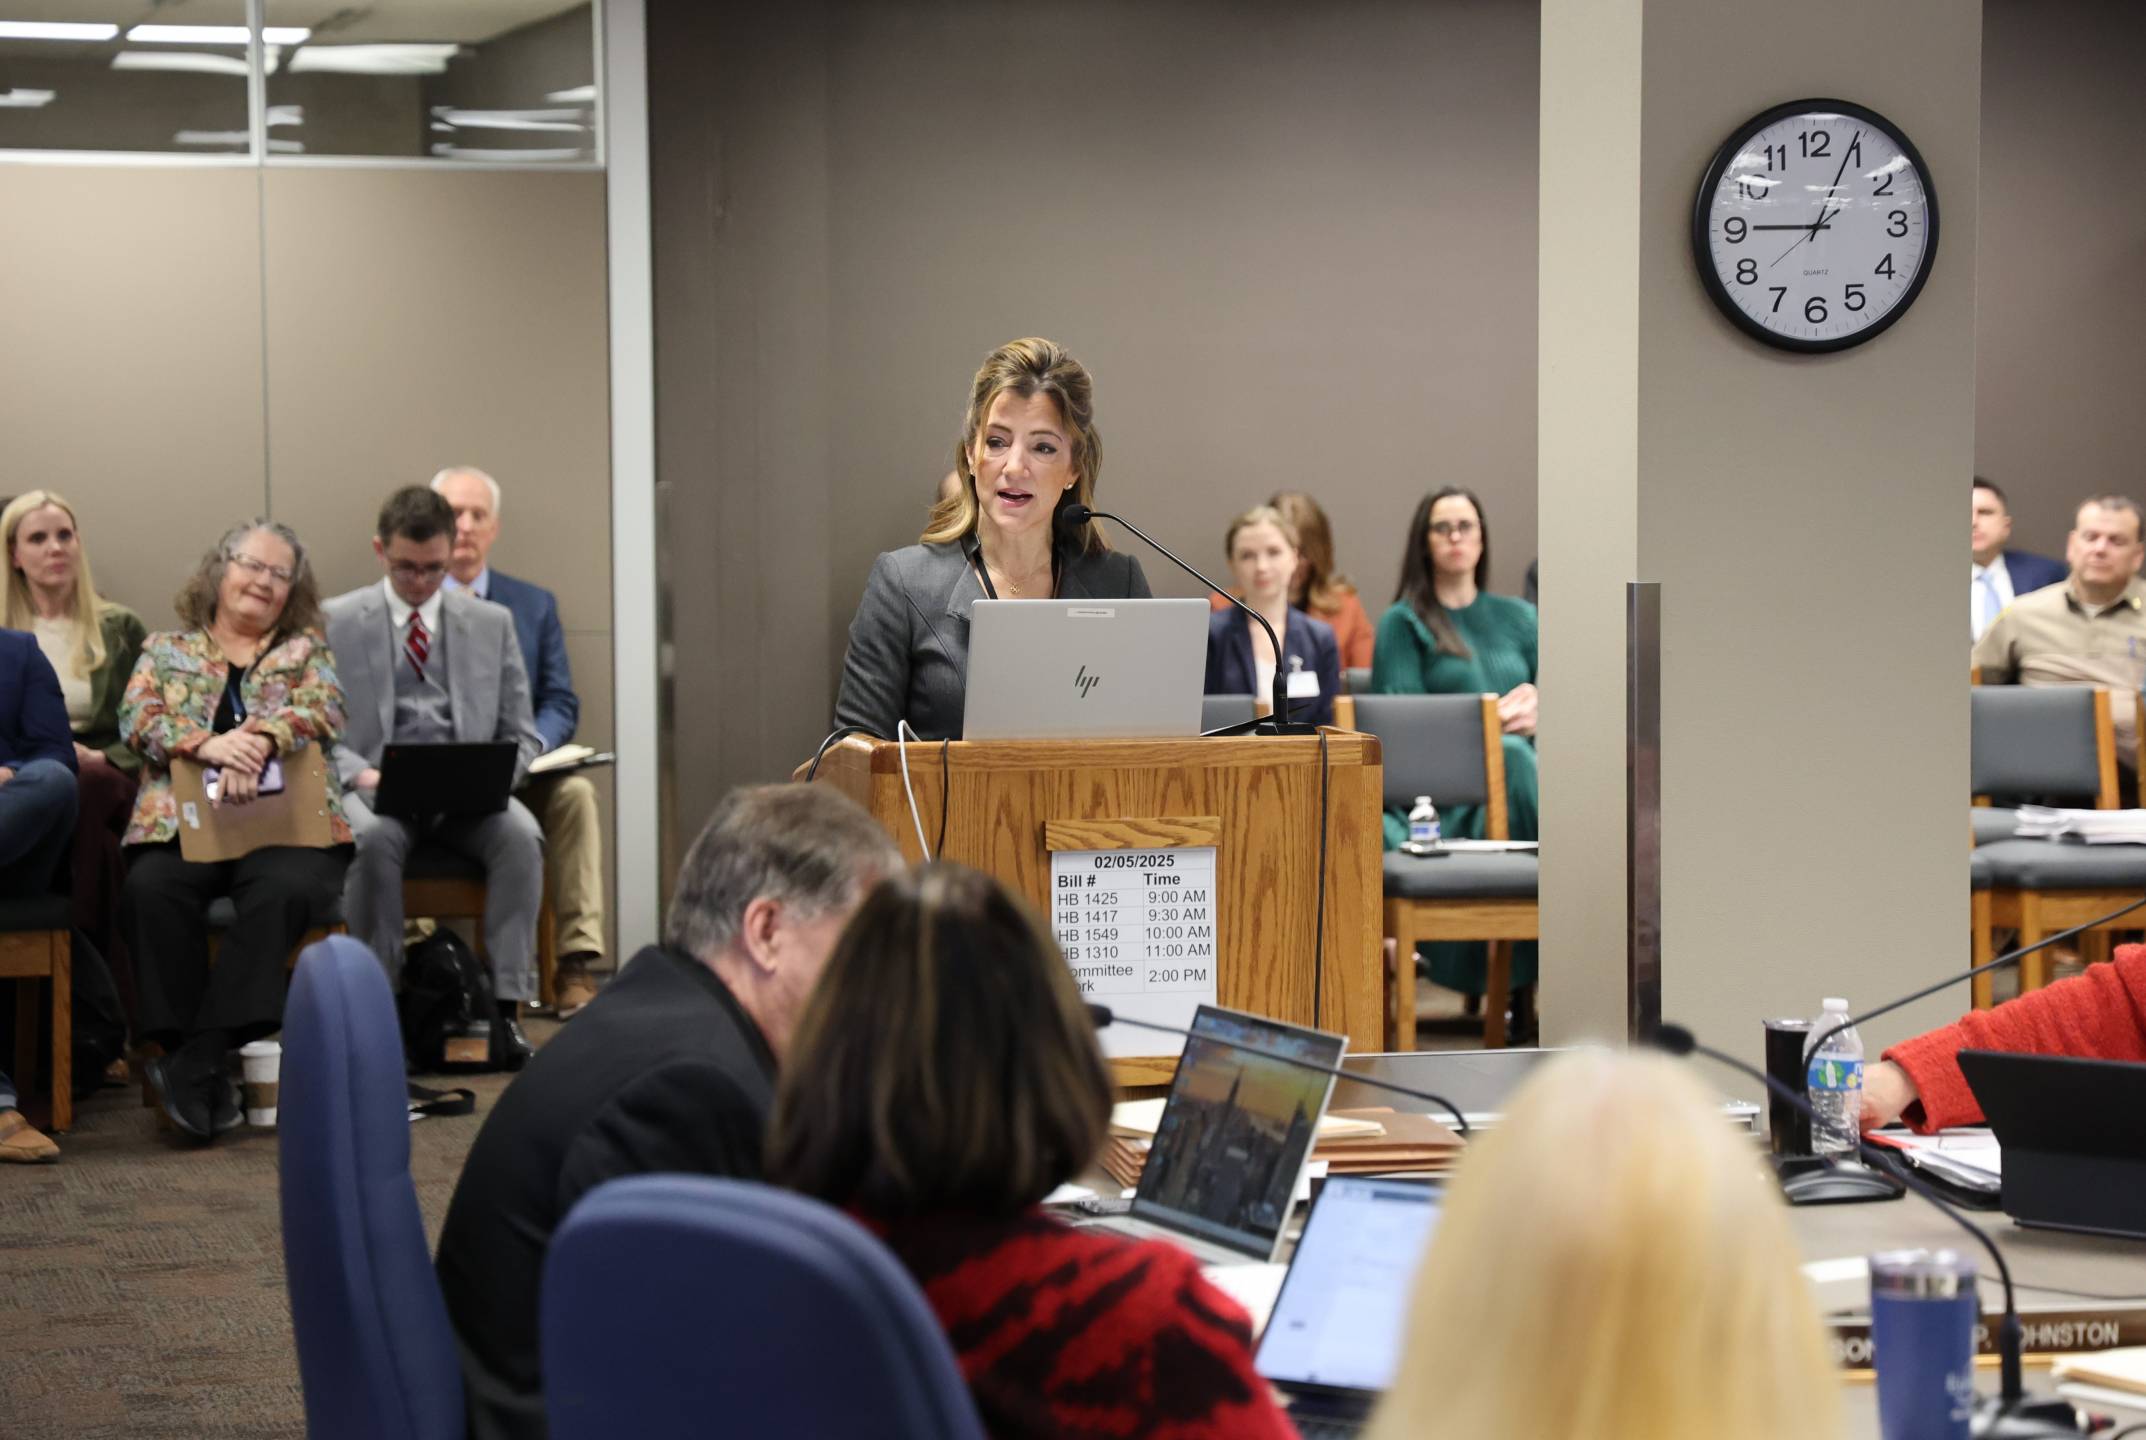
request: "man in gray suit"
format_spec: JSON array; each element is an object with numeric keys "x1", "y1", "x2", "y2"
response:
[{"x1": 326, "y1": 487, "x2": 545, "y2": 1058}]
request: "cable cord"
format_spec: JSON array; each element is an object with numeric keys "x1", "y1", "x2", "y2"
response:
[
  {"x1": 936, "y1": 737, "x2": 951, "y2": 858},
  {"x1": 805, "y1": 724, "x2": 876, "y2": 781},
  {"x1": 896, "y1": 719, "x2": 932, "y2": 861}
]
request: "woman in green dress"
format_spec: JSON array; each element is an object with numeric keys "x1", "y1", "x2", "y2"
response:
[{"x1": 1370, "y1": 486, "x2": 1539, "y2": 1014}]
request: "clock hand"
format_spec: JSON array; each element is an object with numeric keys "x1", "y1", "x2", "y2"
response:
[
  {"x1": 1769, "y1": 228, "x2": 1817, "y2": 268},
  {"x1": 1749, "y1": 223, "x2": 1833, "y2": 231},
  {"x1": 1805, "y1": 129, "x2": 1862, "y2": 240}
]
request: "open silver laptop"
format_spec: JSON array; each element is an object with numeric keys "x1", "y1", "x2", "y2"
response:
[
  {"x1": 962, "y1": 598, "x2": 1208, "y2": 740},
  {"x1": 1255, "y1": 1176, "x2": 1444, "y2": 1437},
  {"x1": 1091, "y1": 1005, "x2": 1346, "y2": 1266}
]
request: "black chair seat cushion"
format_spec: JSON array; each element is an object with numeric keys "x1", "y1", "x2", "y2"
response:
[
  {"x1": 0, "y1": 895, "x2": 72, "y2": 933},
  {"x1": 1383, "y1": 849, "x2": 1538, "y2": 900},
  {"x1": 406, "y1": 845, "x2": 485, "y2": 882},
  {"x1": 1970, "y1": 851, "x2": 1993, "y2": 892},
  {"x1": 1970, "y1": 808, "x2": 2021, "y2": 847},
  {"x1": 1976, "y1": 838, "x2": 2146, "y2": 890},
  {"x1": 204, "y1": 891, "x2": 346, "y2": 931}
]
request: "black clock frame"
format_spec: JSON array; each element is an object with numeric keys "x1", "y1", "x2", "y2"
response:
[{"x1": 1691, "y1": 97, "x2": 1940, "y2": 354}]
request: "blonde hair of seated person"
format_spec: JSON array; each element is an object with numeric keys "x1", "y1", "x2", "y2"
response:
[{"x1": 1366, "y1": 1050, "x2": 1839, "y2": 1440}]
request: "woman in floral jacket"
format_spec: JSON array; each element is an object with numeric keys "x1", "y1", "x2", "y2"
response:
[{"x1": 120, "y1": 520, "x2": 351, "y2": 1144}]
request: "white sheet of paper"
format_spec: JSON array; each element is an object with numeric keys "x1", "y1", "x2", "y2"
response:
[{"x1": 1051, "y1": 845, "x2": 1219, "y2": 1059}]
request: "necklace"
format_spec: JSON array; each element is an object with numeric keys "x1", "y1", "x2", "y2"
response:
[{"x1": 977, "y1": 544, "x2": 1053, "y2": 599}]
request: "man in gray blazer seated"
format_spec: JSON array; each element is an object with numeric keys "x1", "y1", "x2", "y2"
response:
[{"x1": 326, "y1": 486, "x2": 545, "y2": 1058}]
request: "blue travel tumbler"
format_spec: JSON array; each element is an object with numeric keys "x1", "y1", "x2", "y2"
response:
[{"x1": 1870, "y1": 1249, "x2": 1979, "y2": 1440}]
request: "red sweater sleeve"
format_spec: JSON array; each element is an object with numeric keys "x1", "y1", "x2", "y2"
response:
[{"x1": 1884, "y1": 943, "x2": 2146, "y2": 1131}]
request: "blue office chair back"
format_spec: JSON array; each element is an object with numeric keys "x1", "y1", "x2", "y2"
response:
[
  {"x1": 279, "y1": 934, "x2": 465, "y2": 1440},
  {"x1": 1201, "y1": 693, "x2": 1258, "y2": 732},
  {"x1": 542, "y1": 1175, "x2": 987, "y2": 1440}
]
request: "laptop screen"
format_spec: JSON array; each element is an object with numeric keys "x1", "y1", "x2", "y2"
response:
[
  {"x1": 1131, "y1": 1005, "x2": 1346, "y2": 1260},
  {"x1": 1255, "y1": 1177, "x2": 1442, "y2": 1394}
]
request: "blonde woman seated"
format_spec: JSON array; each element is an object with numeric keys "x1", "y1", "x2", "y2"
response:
[
  {"x1": 766, "y1": 864, "x2": 1295, "y2": 1440},
  {"x1": 1368, "y1": 1050, "x2": 1839, "y2": 1440},
  {"x1": 3, "y1": 491, "x2": 148, "y2": 1012}
]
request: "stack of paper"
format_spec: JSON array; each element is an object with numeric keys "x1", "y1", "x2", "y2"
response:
[
  {"x1": 1098, "y1": 1103, "x2": 1460, "y2": 1188},
  {"x1": 2054, "y1": 1349, "x2": 2146, "y2": 1421},
  {"x1": 1313, "y1": 1108, "x2": 1465, "y2": 1176},
  {"x1": 2012, "y1": 807, "x2": 2146, "y2": 845},
  {"x1": 1865, "y1": 1129, "x2": 2002, "y2": 1195}
]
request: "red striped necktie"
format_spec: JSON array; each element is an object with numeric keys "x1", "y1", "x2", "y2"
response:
[{"x1": 406, "y1": 611, "x2": 430, "y2": 681}]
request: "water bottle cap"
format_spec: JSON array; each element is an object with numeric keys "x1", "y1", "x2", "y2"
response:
[
  {"x1": 1821, "y1": 997, "x2": 1848, "y2": 1013},
  {"x1": 1414, "y1": 795, "x2": 1431, "y2": 805}
]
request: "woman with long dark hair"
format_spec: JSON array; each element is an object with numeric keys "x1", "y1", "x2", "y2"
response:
[
  {"x1": 766, "y1": 864, "x2": 1295, "y2": 1440},
  {"x1": 1370, "y1": 487, "x2": 1539, "y2": 1017}
]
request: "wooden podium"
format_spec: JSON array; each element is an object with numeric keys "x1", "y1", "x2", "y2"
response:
[{"x1": 801, "y1": 732, "x2": 1384, "y2": 1087}]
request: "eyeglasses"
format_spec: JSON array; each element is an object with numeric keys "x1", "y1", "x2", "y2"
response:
[
  {"x1": 389, "y1": 561, "x2": 448, "y2": 582},
  {"x1": 1429, "y1": 520, "x2": 1479, "y2": 539},
  {"x1": 226, "y1": 553, "x2": 296, "y2": 585}
]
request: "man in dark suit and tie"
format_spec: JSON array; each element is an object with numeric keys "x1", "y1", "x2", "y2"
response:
[
  {"x1": 325, "y1": 487, "x2": 545, "y2": 1054},
  {"x1": 434, "y1": 784, "x2": 900, "y2": 1440},
  {"x1": 0, "y1": 628, "x2": 76, "y2": 1161},
  {"x1": 1973, "y1": 477, "x2": 2066, "y2": 640},
  {"x1": 432, "y1": 466, "x2": 607, "y2": 1016}
]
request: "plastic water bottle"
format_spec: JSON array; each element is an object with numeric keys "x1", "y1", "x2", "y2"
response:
[
  {"x1": 1407, "y1": 795, "x2": 1443, "y2": 852},
  {"x1": 1805, "y1": 998, "x2": 1864, "y2": 1160}
]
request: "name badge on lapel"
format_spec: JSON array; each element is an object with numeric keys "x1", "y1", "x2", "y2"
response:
[{"x1": 1286, "y1": 656, "x2": 1321, "y2": 700}]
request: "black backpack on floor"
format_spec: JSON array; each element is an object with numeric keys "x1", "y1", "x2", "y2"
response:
[{"x1": 397, "y1": 930, "x2": 509, "y2": 1074}]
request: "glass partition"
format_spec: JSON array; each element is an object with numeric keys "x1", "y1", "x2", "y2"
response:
[
  {"x1": 0, "y1": 1, "x2": 253, "y2": 155},
  {"x1": 263, "y1": 1, "x2": 596, "y2": 161}
]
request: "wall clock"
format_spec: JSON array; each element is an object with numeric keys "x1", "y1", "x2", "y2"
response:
[{"x1": 1692, "y1": 98, "x2": 1938, "y2": 353}]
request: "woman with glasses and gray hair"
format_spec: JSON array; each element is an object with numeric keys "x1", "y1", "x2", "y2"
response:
[{"x1": 118, "y1": 520, "x2": 352, "y2": 1143}]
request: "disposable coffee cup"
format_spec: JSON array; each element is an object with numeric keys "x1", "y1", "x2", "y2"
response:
[
  {"x1": 239, "y1": 1039, "x2": 282, "y2": 1128},
  {"x1": 1871, "y1": 1248, "x2": 1979, "y2": 1440}
]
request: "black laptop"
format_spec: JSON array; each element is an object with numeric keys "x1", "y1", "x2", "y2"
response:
[
  {"x1": 371, "y1": 742, "x2": 519, "y2": 820},
  {"x1": 1252, "y1": 1176, "x2": 1443, "y2": 1437},
  {"x1": 1956, "y1": 1049, "x2": 2146, "y2": 1240}
]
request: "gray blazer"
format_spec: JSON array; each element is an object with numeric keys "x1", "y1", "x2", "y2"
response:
[
  {"x1": 834, "y1": 539, "x2": 1152, "y2": 741},
  {"x1": 323, "y1": 582, "x2": 544, "y2": 789}
]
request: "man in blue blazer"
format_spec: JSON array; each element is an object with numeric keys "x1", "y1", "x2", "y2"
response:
[
  {"x1": 435, "y1": 467, "x2": 605, "y2": 1015},
  {"x1": 1, "y1": 628, "x2": 77, "y2": 1160},
  {"x1": 1974, "y1": 478, "x2": 2066, "y2": 639}
]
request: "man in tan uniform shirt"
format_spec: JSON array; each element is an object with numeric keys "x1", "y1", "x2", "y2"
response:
[{"x1": 1973, "y1": 495, "x2": 2146, "y2": 770}]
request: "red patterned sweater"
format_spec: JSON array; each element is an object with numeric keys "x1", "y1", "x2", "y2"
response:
[
  {"x1": 1886, "y1": 942, "x2": 2146, "y2": 1131},
  {"x1": 869, "y1": 1209, "x2": 1296, "y2": 1440}
]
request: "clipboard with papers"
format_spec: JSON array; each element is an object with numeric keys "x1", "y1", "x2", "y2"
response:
[{"x1": 172, "y1": 745, "x2": 336, "y2": 863}]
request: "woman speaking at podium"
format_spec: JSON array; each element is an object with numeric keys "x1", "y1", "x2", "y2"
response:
[{"x1": 834, "y1": 337, "x2": 1150, "y2": 741}]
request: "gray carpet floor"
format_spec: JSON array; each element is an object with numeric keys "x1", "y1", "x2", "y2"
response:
[{"x1": 0, "y1": 1021, "x2": 553, "y2": 1440}]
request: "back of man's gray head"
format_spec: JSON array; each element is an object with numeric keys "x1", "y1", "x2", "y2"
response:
[{"x1": 664, "y1": 784, "x2": 901, "y2": 958}]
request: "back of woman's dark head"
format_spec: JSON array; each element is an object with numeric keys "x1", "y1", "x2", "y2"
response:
[{"x1": 765, "y1": 863, "x2": 1113, "y2": 1219}]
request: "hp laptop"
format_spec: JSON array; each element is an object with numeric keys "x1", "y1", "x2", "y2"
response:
[
  {"x1": 1957, "y1": 1049, "x2": 2146, "y2": 1239},
  {"x1": 962, "y1": 598, "x2": 1208, "y2": 740},
  {"x1": 1091, "y1": 1004, "x2": 1346, "y2": 1265},
  {"x1": 372, "y1": 741, "x2": 518, "y2": 820},
  {"x1": 1255, "y1": 1176, "x2": 1444, "y2": 1438}
]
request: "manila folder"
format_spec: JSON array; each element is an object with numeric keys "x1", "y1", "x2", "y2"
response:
[{"x1": 173, "y1": 747, "x2": 335, "y2": 863}]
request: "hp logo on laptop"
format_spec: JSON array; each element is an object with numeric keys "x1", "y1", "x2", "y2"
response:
[{"x1": 1074, "y1": 664, "x2": 1101, "y2": 699}]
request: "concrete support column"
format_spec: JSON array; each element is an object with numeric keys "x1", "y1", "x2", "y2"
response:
[{"x1": 1538, "y1": 0, "x2": 1981, "y2": 1077}]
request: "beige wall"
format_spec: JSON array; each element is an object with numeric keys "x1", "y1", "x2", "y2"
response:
[
  {"x1": 1542, "y1": 0, "x2": 1980, "y2": 1077},
  {"x1": 656, "y1": 0, "x2": 1544, "y2": 823},
  {"x1": 0, "y1": 160, "x2": 618, "y2": 957},
  {"x1": 1976, "y1": 0, "x2": 2146, "y2": 560},
  {"x1": 0, "y1": 167, "x2": 266, "y2": 618}
]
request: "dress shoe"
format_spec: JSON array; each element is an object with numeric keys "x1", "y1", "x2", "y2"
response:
[
  {"x1": 497, "y1": 1016, "x2": 535, "y2": 1072},
  {"x1": 144, "y1": 1055, "x2": 214, "y2": 1142},
  {"x1": 0, "y1": 1108, "x2": 59, "y2": 1163},
  {"x1": 209, "y1": 1072, "x2": 244, "y2": 1136},
  {"x1": 553, "y1": 962, "x2": 600, "y2": 1019}
]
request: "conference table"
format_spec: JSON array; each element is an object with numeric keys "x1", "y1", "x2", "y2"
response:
[{"x1": 1795, "y1": 1189, "x2": 2146, "y2": 1438}]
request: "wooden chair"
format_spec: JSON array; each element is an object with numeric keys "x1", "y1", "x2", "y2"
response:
[
  {"x1": 1975, "y1": 687, "x2": 2142, "y2": 997},
  {"x1": 1352, "y1": 693, "x2": 1538, "y2": 1049},
  {"x1": 0, "y1": 896, "x2": 73, "y2": 1132}
]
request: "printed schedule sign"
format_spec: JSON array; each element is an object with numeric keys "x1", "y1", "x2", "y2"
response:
[{"x1": 1050, "y1": 845, "x2": 1219, "y2": 1058}]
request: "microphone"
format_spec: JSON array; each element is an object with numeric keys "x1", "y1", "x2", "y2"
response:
[
  {"x1": 1655, "y1": 1024, "x2": 2075, "y2": 1438},
  {"x1": 1086, "y1": 1003, "x2": 1469, "y2": 1136},
  {"x1": 1061, "y1": 503, "x2": 1315, "y2": 735},
  {"x1": 1802, "y1": 890, "x2": 2146, "y2": 1097}
]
